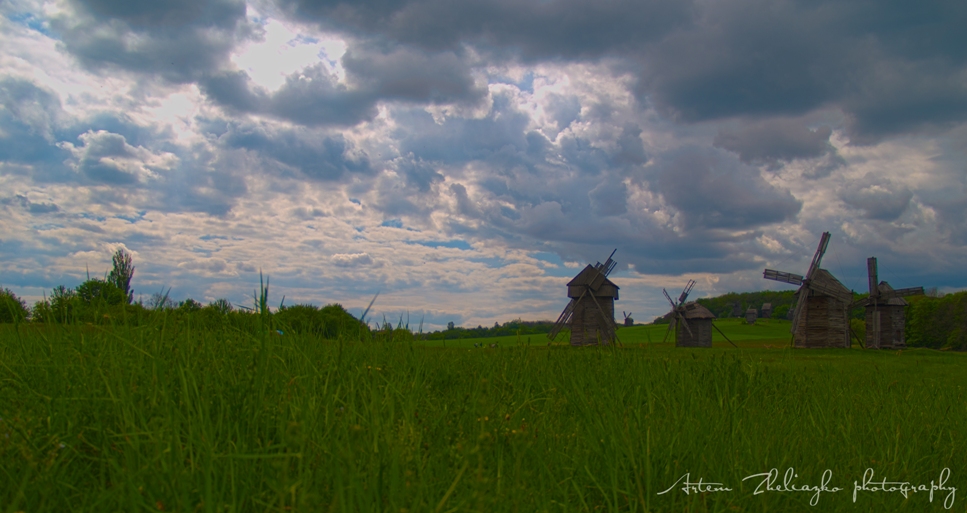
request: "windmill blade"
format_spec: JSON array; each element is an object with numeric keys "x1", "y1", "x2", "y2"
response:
[
  {"x1": 547, "y1": 297, "x2": 577, "y2": 341},
  {"x1": 790, "y1": 288, "x2": 809, "y2": 335},
  {"x1": 711, "y1": 322, "x2": 738, "y2": 348},
  {"x1": 588, "y1": 289, "x2": 620, "y2": 345},
  {"x1": 892, "y1": 286, "x2": 925, "y2": 297},
  {"x1": 805, "y1": 232, "x2": 831, "y2": 280},
  {"x1": 594, "y1": 248, "x2": 618, "y2": 277},
  {"x1": 662, "y1": 320, "x2": 673, "y2": 343},
  {"x1": 867, "y1": 257, "x2": 879, "y2": 297},
  {"x1": 677, "y1": 312, "x2": 693, "y2": 337},
  {"x1": 678, "y1": 279, "x2": 696, "y2": 305},
  {"x1": 663, "y1": 288, "x2": 677, "y2": 309},
  {"x1": 763, "y1": 269, "x2": 803, "y2": 286},
  {"x1": 806, "y1": 279, "x2": 854, "y2": 304}
]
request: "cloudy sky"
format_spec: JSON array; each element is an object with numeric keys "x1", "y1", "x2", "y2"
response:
[{"x1": 2, "y1": 0, "x2": 966, "y2": 329}]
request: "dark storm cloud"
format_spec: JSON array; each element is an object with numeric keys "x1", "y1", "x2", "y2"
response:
[
  {"x1": 342, "y1": 45, "x2": 486, "y2": 104},
  {"x1": 265, "y1": 64, "x2": 379, "y2": 126},
  {"x1": 52, "y1": 0, "x2": 253, "y2": 82},
  {"x1": 713, "y1": 120, "x2": 837, "y2": 166},
  {"x1": 274, "y1": 0, "x2": 967, "y2": 141},
  {"x1": 839, "y1": 175, "x2": 914, "y2": 221},
  {"x1": 1, "y1": 195, "x2": 60, "y2": 214},
  {"x1": 394, "y1": 94, "x2": 531, "y2": 164},
  {"x1": 275, "y1": 0, "x2": 691, "y2": 58},
  {"x1": 201, "y1": 46, "x2": 484, "y2": 127},
  {"x1": 0, "y1": 79, "x2": 75, "y2": 179},
  {"x1": 73, "y1": 131, "x2": 144, "y2": 184},
  {"x1": 215, "y1": 121, "x2": 372, "y2": 181},
  {"x1": 395, "y1": 155, "x2": 443, "y2": 192},
  {"x1": 651, "y1": 147, "x2": 802, "y2": 230},
  {"x1": 588, "y1": 180, "x2": 627, "y2": 217},
  {"x1": 0, "y1": 78, "x2": 62, "y2": 140},
  {"x1": 640, "y1": 0, "x2": 967, "y2": 141},
  {"x1": 613, "y1": 124, "x2": 648, "y2": 166}
]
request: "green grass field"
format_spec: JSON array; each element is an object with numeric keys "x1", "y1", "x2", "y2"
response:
[
  {"x1": 421, "y1": 318, "x2": 794, "y2": 348},
  {"x1": 1, "y1": 318, "x2": 965, "y2": 512}
]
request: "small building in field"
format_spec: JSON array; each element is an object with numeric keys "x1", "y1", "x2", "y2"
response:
[
  {"x1": 761, "y1": 303, "x2": 773, "y2": 319},
  {"x1": 746, "y1": 308, "x2": 758, "y2": 324},
  {"x1": 674, "y1": 302, "x2": 716, "y2": 347},
  {"x1": 566, "y1": 265, "x2": 620, "y2": 346}
]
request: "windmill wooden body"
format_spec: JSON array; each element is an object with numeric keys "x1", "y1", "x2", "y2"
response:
[
  {"x1": 850, "y1": 257, "x2": 924, "y2": 349},
  {"x1": 745, "y1": 308, "x2": 758, "y2": 324},
  {"x1": 548, "y1": 250, "x2": 620, "y2": 346},
  {"x1": 761, "y1": 303, "x2": 773, "y2": 319},
  {"x1": 623, "y1": 311, "x2": 634, "y2": 326},
  {"x1": 763, "y1": 232, "x2": 854, "y2": 348},
  {"x1": 662, "y1": 281, "x2": 737, "y2": 348}
]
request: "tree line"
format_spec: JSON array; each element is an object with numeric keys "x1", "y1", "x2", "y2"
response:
[{"x1": 1, "y1": 252, "x2": 964, "y2": 349}]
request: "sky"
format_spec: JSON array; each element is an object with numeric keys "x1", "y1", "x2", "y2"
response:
[{"x1": 2, "y1": 0, "x2": 966, "y2": 330}]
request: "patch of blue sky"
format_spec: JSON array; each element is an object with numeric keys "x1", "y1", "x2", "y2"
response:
[
  {"x1": 191, "y1": 247, "x2": 213, "y2": 257},
  {"x1": 115, "y1": 211, "x2": 147, "y2": 224},
  {"x1": 31, "y1": 223, "x2": 63, "y2": 231},
  {"x1": 468, "y1": 256, "x2": 505, "y2": 268},
  {"x1": 531, "y1": 251, "x2": 579, "y2": 277},
  {"x1": 349, "y1": 198, "x2": 361, "y2": 205},
  {"x1": 292, "y1": 34, "x2": 320, "y2": 45},
  {"x1": 8, "y1": 12, "x2": 52, "y2": 36},
  {"x1": 406, "y1": 239, "x2": 472, "y2": 250},
  {"x1": 199, "y1": 234, "x2": 228, "y2": 241},
  {"x1": 77, "y1": 213, "x2": 106, "y2": 222},
  {"x1": 380, "y1": 219, "x2": 403, "y2": 228}
]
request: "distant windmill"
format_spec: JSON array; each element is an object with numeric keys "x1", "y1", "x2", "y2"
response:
[
  {"x1": 761, "y1": 303, "x2": 773, "y2": 319},
  {"x1": 623, "y1": 311, "x2": 634, "y2": 326},
  {"x1": 763, "y1": 232, "x2": 854, "y2": 348},
  {"x1": 745, "y1": 308, "x2": 758, "y2": 325},
  {"x1": 850, "y1": 257, "x2": 924, "y2": 349},
  {"x1": 548, "y1": 250, "x2": 620, "y2": 346},
  {"x1": 661, "y1": 280, "x2": 737, "y2": 348}
]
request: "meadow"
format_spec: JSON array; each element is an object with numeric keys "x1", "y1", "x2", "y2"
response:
[{"x1": 1, "y1": 311, "x2": 965, "y2": 512}]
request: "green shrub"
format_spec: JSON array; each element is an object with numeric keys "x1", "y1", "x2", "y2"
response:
[
  {"x1": 906, "y1": 291, "x2": 967, "y2": 350},
  {"x1": 76, "y1": 278, "x2": 127, "y2": 306},
  {"x1": 0, "y1": 288, "x2": 29, "y2": 323}
]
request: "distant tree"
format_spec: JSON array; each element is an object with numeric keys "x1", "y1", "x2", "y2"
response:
[
  {"x1": 179, "y1": 298, "x2": 202, "y2": 312},
  {"x1": 0, "y1": 288, "x2": 29, "y2": 323},
  {"x1": 47, "y1": 285, "x2": 77, "y2": 323},
  {"x1": 149, "y1": 290, "x2": 174, "y2": 310},
  {"x1": 77, "y1": 278, "x2": 127, "y2": 306},
  {"x1": 108, "y1": 248, "x2": 135, "y2": 304},
  {"x1": 447, "y1": 321, "x2": 455, "y2": 330},
  {"x1": 773, "y1": 304, "x2": 790, "y2": 319},
  {"x1": 209, "y1": 298, "x2": 233, "y2": 315}
]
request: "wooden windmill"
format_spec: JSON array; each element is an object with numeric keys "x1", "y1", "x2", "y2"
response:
[
  {"x1": 761, "y1": 303, "x2": 773, "y2": 319},
  {"x1": 763, "y1": 232, "x2": 854, "y2": 348},
  {"x1": 849, "y1": 257, "x2": 924, "y2": 349},
  {"x1": 662, "y1": 280, "x2": 737, "y2": 348},
  {"x1": 623, "y1": 311, "x2": 634, "y2": 326},
  {"x1": 548, "y1": 250, "x2": 620, "y2": 346}
]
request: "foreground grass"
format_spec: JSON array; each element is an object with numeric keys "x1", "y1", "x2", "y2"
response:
[{"x1": 1, "y1": 320, "x2": 965, "y2": 512}]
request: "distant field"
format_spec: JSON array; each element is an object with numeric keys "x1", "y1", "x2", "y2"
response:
[
  {"x1": 1, "y1": 320, "x2": 964, "y2": 512},
  {"x1": 420, "y1": 318, "x2": 795, "y2": 348}
]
